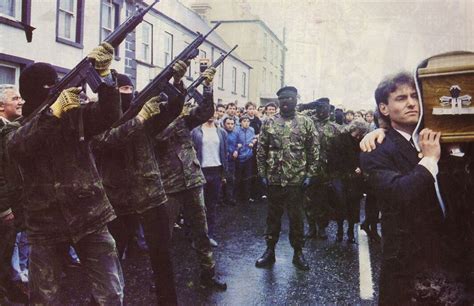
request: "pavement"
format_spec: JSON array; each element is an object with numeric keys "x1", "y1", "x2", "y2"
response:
[{"x1": 55, "y1": 198, "x2": 382, "y2": 305}]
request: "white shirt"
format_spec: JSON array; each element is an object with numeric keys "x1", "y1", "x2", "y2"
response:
[
  {"x1": 394, "y1": 129, "x2": 438, "y2": 178},
  {"x1": 201, "y1": 125, "x2": 222, "y2": 168}
]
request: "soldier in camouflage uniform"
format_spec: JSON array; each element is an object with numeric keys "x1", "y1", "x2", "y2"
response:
[
  {"x1": 154, "y1": 71, "x2": 227, "y2": 290},
  {"x1": 6, "y1": 44, "x2": 124, "y2": 305},
  {"x1": 92, "y1": 64, "x2": 200, "y2": 305},
  {"x1": 255, "y1": 86, "x2": 321, "y2": 271},
  {"x1": 302, "y1": 98, "x2": 341, "y2": 240}
]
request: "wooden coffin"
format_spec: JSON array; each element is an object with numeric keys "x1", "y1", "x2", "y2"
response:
[{"x1": 416, "y1": 51, "x2": 474, "y2": 142}]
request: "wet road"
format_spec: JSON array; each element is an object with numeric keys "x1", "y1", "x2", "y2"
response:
[{"x1": 60, "y1": 198, "x2": 382, "y2": 305}]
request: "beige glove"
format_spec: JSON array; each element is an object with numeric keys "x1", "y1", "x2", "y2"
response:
[
  {"x1": 172, "y1": 60, "x2": 189, "y2": 84},
  {"x1": 202, "y1": 67, "x2": 216, "y2": 86},
  {"x1": 137, "y1": 96, "x2": 165, "y2": 121},
  {"x1": 50, "y1": 87, "x2": 81, "y2": 118},
  {"x1": 87, "y1": 42, "x2": 114, "y2": 77}
]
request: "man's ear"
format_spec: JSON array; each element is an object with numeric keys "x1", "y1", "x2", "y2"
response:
[{"x1": 378, "y1": 103, "x2": 390, "y2": 117}]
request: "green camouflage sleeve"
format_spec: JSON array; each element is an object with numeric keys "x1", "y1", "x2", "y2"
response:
[
  {"x1": 256, "y1": 121, "x2": 269, "y2": 178},
  {"x1": 304, "y1": 118, "x2": 321, "y2": 178}
]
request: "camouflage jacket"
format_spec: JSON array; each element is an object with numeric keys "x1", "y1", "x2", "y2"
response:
[
  {"x1": 312, "y1": 117, "x2": 341, "y2": 180},
  {"x1": 154, "y1": 90, "x2": 214, "y2": 194},
  {"x1": 257, "y1": 113, "x2": 321, "y2": 187},
  {"x1": 93, "y1": 94, "x2": 184, "y2": 216},
  {"x1": 7, "y1": 84, "x2": 120, "y2": 244},
  {"x1": 0, "y1": 119, "x2": 23, "y2": 224}
]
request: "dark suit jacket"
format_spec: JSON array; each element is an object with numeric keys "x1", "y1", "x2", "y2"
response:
[{"x1": 360, "y1": 128, "x2": 446, "y2": 304}]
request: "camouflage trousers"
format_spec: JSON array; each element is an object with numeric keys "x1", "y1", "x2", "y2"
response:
[
  {"x1": 303, "y1": 182, "x2": 331, "y2": 230},
  {"x1": 265, "y1": 186, "x2": 305, "y2": 249},
  {"x1": 167, "y1": 187, "x2": 215, "y2": 275},
  {"x1": 29, "y1": 226, "x2": 124, "y2": 305}
]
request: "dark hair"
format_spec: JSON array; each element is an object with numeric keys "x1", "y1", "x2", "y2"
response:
[
  {"x1": 239, "y1": 115, "x2": 250, "y2": 122},
  {"x1": 374, "y1": 71, "x2": 415, "y2": 106},
  {"x1": 265, "y1": 102, "x2": 277, "y2": 110},
  {"x1": 223, "y1": 117, "x2": 235, "y2": 125},
  {"x1": 345, "y1": 110, "x2": 354, "y2": 116},
  {"x1": 245, "y1": 101, "x2": 256, "y2": 109},
  {"x1": 216, "y1": 103, "x2": 225, "y2": 110},
  {"x1": 226, "y1": 102, "x2": 236, "y2": 110}
]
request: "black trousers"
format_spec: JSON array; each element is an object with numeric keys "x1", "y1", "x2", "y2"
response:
[
  {"x1": 108, "y1": 205, "x2": 177, "y2": 305},
  {"x1": 0, "y1": 218, "x2": 16, "y2": 297}
]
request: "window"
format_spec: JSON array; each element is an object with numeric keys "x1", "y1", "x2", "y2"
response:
[
  {"x1": 0, "y1": 61, "x2": 19, "y2": 85},
  {"x1": 218, "y1": 62, "x2": 224, "y2": 89},
  {"x1": 241, "y1": 72, "x2": 246, "y2": 96},
  {"x1": 56, "y1": 0, "x2": 84, "y2": 47},
  {"x1": 100, "y1": 0, "x2": 115, "y2": 40},
  {"x1": 262, "y1": 67, "x2": 266, "y2": 91},
  {"x1": 232, "y1": 66, "x2": 237, "y2": 93},
  {"x1": 164, "y1": 32, "x2": 173, "y2": 66},
  {"x1": 263, "y1": 33, "x2": 267, "y2": 59},
  {"x1": 199, "y1": 49, "x2": 207, "y2": 59},
  {"x1": 0, "y1": 0, "x2": 21, "y2": 19},
  {"x1": 184, "y1": 42, "x2": 193, "y2": 79},
  {"x1": 137, "y1": 21, "x2": 153, "y2": 64}
]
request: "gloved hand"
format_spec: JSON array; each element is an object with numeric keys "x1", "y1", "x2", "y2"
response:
[
  {"x1": 87, "y1": 42, "x2": 114, "y2": 77},
  {"x1": 137, "y1": 95, "x2": 165, "y2": 121},
  {"x1": 202, "y1": 67, "x2": 217, "y2": 86},
  {"x1": 50, "y1": 87, "x2": 81, "y2": 118},
  {"x1": 261, "y1": 177, "x2": 268, "y2": 188},
  {"x1": 302, "y1": 177, "x2": 314, "y2": 190},
  {"x1": 172, "y1": 60, "x2": 189, "y2": 84}
]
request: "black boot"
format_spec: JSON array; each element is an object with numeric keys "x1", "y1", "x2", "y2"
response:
[
  {"x1": 200, "y1": 272, "x2": 227, "y2": 291},
  {"x1": 347, "y1": 222, "x2": 356, "y2": 243},
  {"x1": 292, "y1": 249, "x2": 310, "y2": 271},
  {"x1": 255, "y1": 245, "x2": 275, "y2": 268},
  {"x1": 336, "y1": 221, "x2": 344, "y2": 242}
]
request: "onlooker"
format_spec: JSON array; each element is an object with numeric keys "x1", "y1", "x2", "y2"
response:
[
  {"x1": 364, "y1": 110, "x2": 376, "y2": 131},
  {"x1": 235, "y1": 115, "x2": 256, "y2": 204},
  {"x1": 354, "y1": 111, "x2": 364, "y2": 120},
  {"x1": 335, "y1": 108, "x2": 344, "y2": 125},
  {"x1": 344, "y1": 110, "x2": 355, "y2": 125},
  {"x1": 245, "y1": 102, "x2": 262, "y2": 135},
  {"x1": 245, "y1": 102, "x2": 263, "y2": 201},
  {"x1": 222, "y1": 117, "x2": 238, "y2": 206},
  {"x1": 192, "y1": 111, "x2": 228, "y2": 247},
  {"x1": 327, "y1": 119, "x2": 369, "y2": 243},
  {"x1": 215, "y1": 103, "x2": 226, "y2": 122},
  {"x1": 224, "y1": 102, "x2": 240, "y2": 127}
]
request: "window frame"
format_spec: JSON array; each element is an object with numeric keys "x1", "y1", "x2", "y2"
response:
[
  {"x1": 55, "y1": 0, "x2": 84, "y2": 49},
  {"x1": 241, "y1": 71, "x2": 246, "y2": 97},
  {"x1": 136, "y1": 20, "x2": 153, "y2": 65},
  {"x1": 163, "y1": 32, "x2": 173, "y2": 67},
  {"x1": 99, "y1": 0, "x2": 121, "y2": 58},
  {"x1": 231, "y1": 66, "x2": 237, "y2": 94},
  {"x1": 0, "y1": 0, "x2": 32, "y2": 32}
]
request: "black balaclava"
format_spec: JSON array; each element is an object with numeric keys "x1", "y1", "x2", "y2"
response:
[
  {"x1": 314, "y1": 97, "x2": 330, "y2": 120},
  {"x1": 20, "y1": 62, "x2": 58, "y2": 117},
  {"x1": 116, "y1": 73, "x2": 134, "y2": 113},
  {"x1": 277, "y1": 86, "x2": 298, "y2": 118}
]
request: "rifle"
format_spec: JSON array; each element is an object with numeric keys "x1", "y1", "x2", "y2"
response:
[
  {"x1": 22, "y1": 0, "x2": 160, "y2": 124},
  {"x1": 111, "y1": 22, "x2": 222, "y2": 128},
  {"x1": 185, "y1": 44, "x2": 238, "y2": 105}
]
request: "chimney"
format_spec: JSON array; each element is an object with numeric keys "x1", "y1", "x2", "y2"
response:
[{"x1": 191, "y1": 2, "x2": 212, "y2": 20}]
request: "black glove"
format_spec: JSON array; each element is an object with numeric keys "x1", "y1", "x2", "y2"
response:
[{"x1": 261, "y1": 177, "x2": 268, "y2": 188}]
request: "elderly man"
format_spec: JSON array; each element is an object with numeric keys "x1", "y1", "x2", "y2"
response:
[{"x1": 0, "y1": 85, "x2": 27, "y2": 304}]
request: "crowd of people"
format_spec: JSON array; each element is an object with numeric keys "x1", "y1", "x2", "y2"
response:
[{"x1": 0, "y1": 41, "x2": 472, "y2": 306}]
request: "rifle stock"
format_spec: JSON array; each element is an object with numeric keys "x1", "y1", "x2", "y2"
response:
[
  {"x1": 22, "y1": 1, "x2": 159, "y2": 124},
  {"x1": 111, "y1": 22, "x2": 222, "y2": 128}
]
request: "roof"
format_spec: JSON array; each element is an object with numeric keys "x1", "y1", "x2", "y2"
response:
[{"x1": 142, "y1": 0, "x2": 251, "y2": 69}]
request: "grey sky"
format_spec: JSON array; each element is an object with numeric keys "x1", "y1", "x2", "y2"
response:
[{"x1": 180, "y1": 0, "x2": 473, "y2": 110}]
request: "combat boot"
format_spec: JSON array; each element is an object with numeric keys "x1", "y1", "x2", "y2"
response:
[
  {"x1": 255, "y1": 245, "x2": 276, "y2": 268},
  {"x1": 292, "y1": 249, "x2": 310, "y2": 271},
  {"x1": 200, "y1": 271, "x2": 227, "y2": 291}
]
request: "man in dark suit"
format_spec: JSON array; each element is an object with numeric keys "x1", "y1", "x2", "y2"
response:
[{"x1": 360, "y1": 72, "x2": 449, "y2": 304}]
